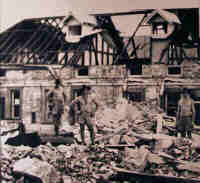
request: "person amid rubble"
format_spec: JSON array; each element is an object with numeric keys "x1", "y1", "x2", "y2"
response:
[
  {"x1": 176, "y1": 88, "x2": 195, "y2": 139},
  {"x1": 73, "y1": 85, "x2": 99, "y2": 145},
  {"x1": 48, "y1": 79, "x2": 66, "y2": 136},
  {"x1": 18, "y1": 121, "x2": 25, "y2": 136}
]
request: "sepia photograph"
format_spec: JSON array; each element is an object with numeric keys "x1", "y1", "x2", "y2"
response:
[{"x1": 1, "y1": 0, "x2": 200, "y2": 182}]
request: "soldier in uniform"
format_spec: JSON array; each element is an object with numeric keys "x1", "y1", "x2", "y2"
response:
[
  {"x1": 176, "y1": 88, "x2": 195, "y2": 139},
  {"x1": 73, "y1": 85, "x2": 99, "y2": 145}
]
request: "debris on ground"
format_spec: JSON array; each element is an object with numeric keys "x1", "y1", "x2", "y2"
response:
[{"x1": 1, "y1": 99, "x2": 200, "y2": 182}]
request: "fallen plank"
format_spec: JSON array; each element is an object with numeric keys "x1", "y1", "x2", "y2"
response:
[
  {"x1": 164, "y1": 125, "x2": 200, "y2": 135},
  {"x1": 177, "y1": 161, "x2": 200, "y2": 174},
  {"x1": 13, "y1": 171, "x2": 42, "y2": 183},
  {"x1": 112, "y1": 167, "x2": 200, "y2": 183},
  {"x1": 132, "y1": 125, "x2": 150, "y2": 134},
  {"x1": 95, "y1": 127, "x2": 127, "y2": 143},
  {"x1": 1, "y1": 128, "x2": 19, "y2": 136},
  {"x1": 104, "y1": 144, "x2": 136, "y2": 148},
  {"x1": 5, "y1": 132, "x2": 41, "y2": 148},
  {"x1": 40, "y1": 136, "x2": 74, "y2": 146}
]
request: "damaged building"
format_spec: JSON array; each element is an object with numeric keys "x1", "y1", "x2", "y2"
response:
[
  {"x1": 0, "y1": 8, "x2": 200, "y2": 128},
  {"x1": 2, "y1": 8, "x2": 200, "y2": 183}
]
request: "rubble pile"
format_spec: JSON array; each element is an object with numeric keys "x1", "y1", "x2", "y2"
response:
[
  {"x1": 1, "y1": 99, "x2": 200, "y2": 182},
  {"x1": 1, "y1": 143, "x2": 117, "y2": 182},
  {"x1": 1, "y1": 158, "x2": 15, "y2": 183}
]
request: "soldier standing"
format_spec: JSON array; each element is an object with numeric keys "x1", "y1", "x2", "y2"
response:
[
  {"x1": 176, "y1": 88, "x2": 195, "y2": 139},
  {"x1": 73, "y1": 85, "x2": 99, "y2": 145}
]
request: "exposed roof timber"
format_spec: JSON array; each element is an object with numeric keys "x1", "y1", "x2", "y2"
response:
[
  {"x1": 0, "y1": 16, "x2": 69, "y2": 65},
  {"x1": 23, "y1": 16, "x2": 65, "y2": 22},
  {"x1": 90, "y1": 8, "x2": 199, "y2": 17},
  {"x1": 91, "y1": 9, "x2": 154, "y2": 16},
  {"x1": 113, "y1": 14, "x2": 147, "y2": 65},
  {"x1": 145, "y1": 9, "x2": 181, "y2": 24}
]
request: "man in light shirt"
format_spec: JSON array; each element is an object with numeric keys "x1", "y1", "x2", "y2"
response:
[
  {"x1": 48, "y1": 79, "x2": 66, "y2": 136},
  {"x1": 176, "y1": 88, "x2": 195, "y2": 139}
]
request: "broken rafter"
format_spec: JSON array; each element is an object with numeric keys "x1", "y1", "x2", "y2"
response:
[
  {"x1": 37, "y1": 27, "x2": 64, "y2": 63},
  {"x1": 131, "y1": 37, "x2": 138, "y2": 58},
  {"x1": 25, "y1": 16, "x2": 65, "y2": 23},
  {"x1": 0, "y1": 31, "x2": 17, "y2": 51},
  {"x1": 32, "y1": 22, "x2": 66, "y2": 64},
  {"x1": 107, "y1": 45, "x2": 110, "y2": 65},
  {"x1": 58, "y1": 52, "x2": 68, "y2": 65},
  {"x1": 34, "y1": 28, "x2": 56, "y2": 55},
  {"x1": 112, "y1": 167, "x2": 200, "y2": 183},
  {"x1": 101, "y1": 38, "x2": 104, "y2": 65},
  {"x1": 91, "y1": 38, "x2": 99, "y2": 65},
  {"x1": 91, "y1": 9, "x2": 154, "y2": 17},
  {"x1": 3, "y1": 38, "x2": 20, "y2": 63},
  {"x1": 0, "y1": 16, "x2": 68, "y2": 65},
  {"x1": 19, "y1": 25, "x2": 48, "y2": 64},
  {"x1": 113, "y1": 13, "x2": 147, "y2": 65}
]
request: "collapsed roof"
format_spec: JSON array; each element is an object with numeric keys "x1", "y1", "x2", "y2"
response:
[
  {"x1": 145, "y1": 9, "x2": 181, "y2": 24},
  {"x1": 0, "y1": 13, "x2": 127, "y2": 66}
]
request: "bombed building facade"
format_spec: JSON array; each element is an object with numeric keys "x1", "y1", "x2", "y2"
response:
[{"x1": 0, "y1": 8, "x2": 200, "y2": 126}]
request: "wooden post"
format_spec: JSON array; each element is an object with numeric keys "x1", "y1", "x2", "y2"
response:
[{"x1": 101, "y1": 38, "x2": 104, "y2": 65}]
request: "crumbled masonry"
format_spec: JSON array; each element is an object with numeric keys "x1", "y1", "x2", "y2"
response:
[{"x1": 1, "y1": 99, "x2": 200, "y2": 183}]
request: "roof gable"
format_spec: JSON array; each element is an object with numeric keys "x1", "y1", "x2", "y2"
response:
[
  {"x1": 146, "y1": 9, "x2": 181, "y2": 24},
  {"x1": 63, "y1": 12, "x2": 97, "y2": 27}
]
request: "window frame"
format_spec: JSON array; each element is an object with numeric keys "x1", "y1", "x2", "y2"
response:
[
  {"x1": 44, "y1": 88, "x2": 54, "y2": 123},
  {"x1": 0, "y1": 69, "x2": 6, "y2": 77},
  {"x1": 167, "y1": 65, "x2": 182, "y2": 77},
  {"x1": 10, "y1": 88, "x2": 22, "y2": 120},
  {"x1": 126, "y1": 88, "x2": 145, "y2": 102},
  {"x1": 68, "y1": 24, "x2": 82, "y2": 36},
  {"x1": 0, "y1": 96, "x2": 6, "y2": 120},
  {"x1": 152, "y1": 22, "x2": 168, "y2": 35},
  {"x1": 128, "y1": 63, "x2": 143, "y2": 76},
  {"x1": 75, "y1": 66, "x2": 90, "y2": 78},
  {"x1": 1, "y1": 87, "x2": 23, "y2": 120}
]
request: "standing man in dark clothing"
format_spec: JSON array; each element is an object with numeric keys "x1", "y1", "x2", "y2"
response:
[
  {"x1": 176, "y1": 88, "x2": 195, "y2": 139},
  {"x1": 48, "y1": 79, "x2": 66, "y2": 136},
  {"x1": 73, "y1": 85, "x2": 99, "y2": 145},
  {"x1": 18, "y1": 121, "x2": 25, "y2": 136}
]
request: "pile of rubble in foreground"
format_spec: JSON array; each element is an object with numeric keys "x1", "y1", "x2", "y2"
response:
[{"x1": 1, "y1": 99, "x2": 200, "y2": 183}]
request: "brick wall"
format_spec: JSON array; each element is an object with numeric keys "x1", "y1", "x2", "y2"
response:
[{"x1": 1, "y1": 63, "x2": 200, "y2": 126}]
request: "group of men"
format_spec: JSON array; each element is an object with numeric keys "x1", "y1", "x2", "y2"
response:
[
  {"x1": 49, "y1": 79, "x2": 98, "y2": 145},
  {"x1": 49, "y1": 78, "x2": 195, "y2": 145}
]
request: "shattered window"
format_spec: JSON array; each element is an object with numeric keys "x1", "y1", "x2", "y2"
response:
[
  {"x1": 69, "y1": 25, "x2": 82, "y2": 36},
  {"x1": 166, "y1": 92, "x2": 180, "y2": 116},
  {"x1": 129, "y1": 63, "x2": 142, "y2": 75},
  {"x1": 168, "y1": 66, "x2": 181, "y2": 75},
  {"x1": 0, "y1": 96, "x2": 5, "y2": 120},
  {"x1": 128, "y1": 90, "x2": 145, "y2": 102},
  {"x1": 78, "y1": 67, "x2": 89, "y2": 76},
  {"x1": 45, "y1": 89, "x2": 53, "y2": 122},
  {"x1": 72, "y1": 88, "x2": 82, "y2": 100},
  {"x1": 0, "y1": 69, "x2": 6, "y2": 77},
  {"x1": 32, "y1": 112, "x2": 36, "y2": 124},
  {"x1": 152, "y1": 22, "x2": 168, "y2": 35},
  {"x1": 10, "y1": 89, "x2": 21, "y2": 119}
]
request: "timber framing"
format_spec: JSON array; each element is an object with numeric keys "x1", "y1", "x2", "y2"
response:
[
  {"x1": 0, "y1": 8, "x2": 199, "y2": 67},
  {"x1": 0, "y1": 15, "x2": 118, "y2": 67}
]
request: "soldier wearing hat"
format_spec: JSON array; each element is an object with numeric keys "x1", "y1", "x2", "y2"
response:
[
  {"x1": 73, "y1": 85, "x2": 99, "y2": 145},
  {"x1": 176, "y1": 88, "x2": 195, "y2": 139}
]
